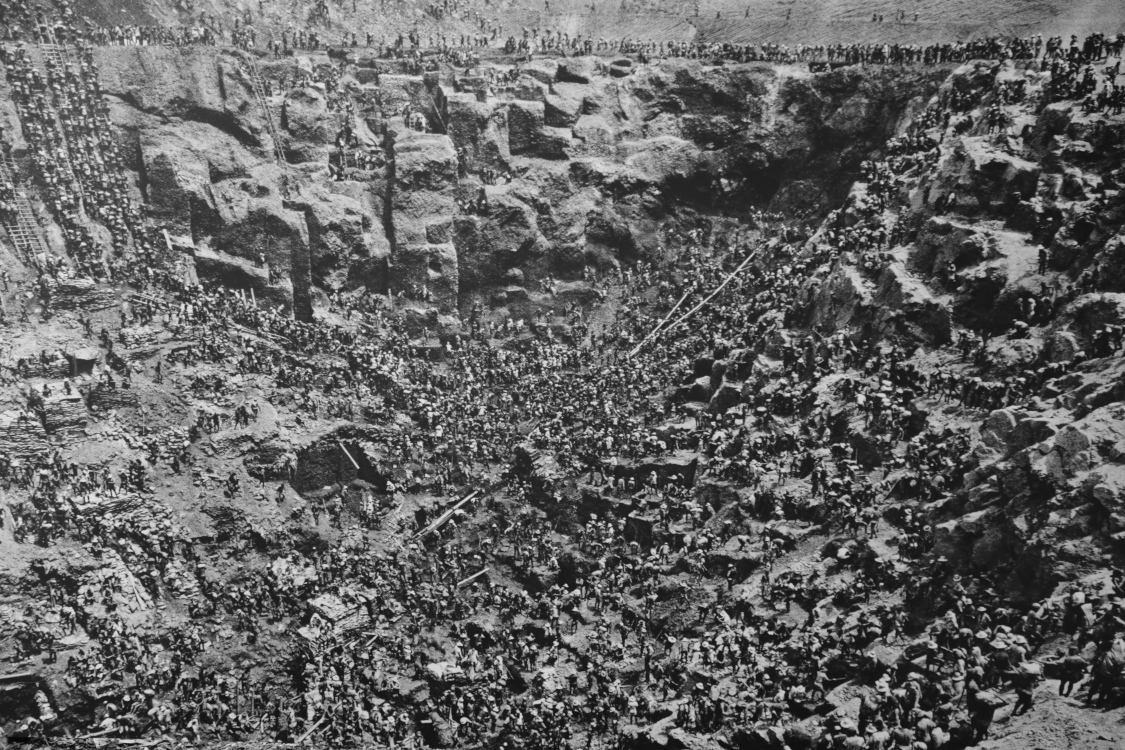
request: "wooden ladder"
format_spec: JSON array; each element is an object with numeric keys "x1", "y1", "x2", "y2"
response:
[
  {"x1": 30, "y1": 40, "x2": 85, "y2": 200},
  {"x1": 245, "y1": 60, "x2": 291, "y2": 198},
  {"x1": 0, "y1": 151, "x2": 47, "y2": 269}
]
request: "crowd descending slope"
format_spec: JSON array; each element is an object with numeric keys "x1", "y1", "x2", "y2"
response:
[{"x1": 0, "y1": 3, "x2": 1124, "y2": 750}]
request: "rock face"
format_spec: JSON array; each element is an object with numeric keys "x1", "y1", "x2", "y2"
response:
[
  {"x1": 209, "y1": 195, "x2": 312, "y2": 317},
  {"x1": 97, "y1": 46, "x2": 264, "y2": 145},
  {"x1": 288, "y1": 184, "x2": 390, "y2": 292},
  {"x1": 440, "y1": 58, "x2": 944, "y2": 309},
  {"x1": 930, "y1": 136, "x2": 1040, "y2": 214},
  {"x1": 385, "y1": 124, "x2": 460, "y2": 311},
  {"x1": 453, "y1": 187, "x2": 550, "y2": 296},
  {"x1": 872, "y1": 261, "x2": 952, "y2": 344},
  {"x1": 807, "y1": 262, "x2": 873, "y2": 333},
  {"x1": 1053, "y1": 293, "x2": 1125, "y2": 348},
  {"x1": 282, "y1": 87, "x2": 334, "y2": 162},
  {"x1": 393, "y1": 243, "x2": 460, "y2": 311},
  {"x1": 106, "y1": 55, "x2": 312, "y2": 316},
  {"x1": 103, "y1": 47, "x2": 947, "y2": 317},
  {"x1": 444, "y1": 94, "x2": 511, "y2": 172}
]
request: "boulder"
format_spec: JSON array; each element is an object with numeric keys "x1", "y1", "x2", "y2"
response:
[
  {"x1": 619, "y1": 136, "x2": 705, "y2": 183},
  {"x1": 931, "y1": 136, "x2": 1040, "y2": 214},
  {"x1": 507, "y1": 101, "x2": 545, "y2": 155},
  {"x1": 556, "y1": 57, "x2": 598, "y2": 84},
  {"x1": 544, "y1": 93, "x2": 582, "y2": 128},
  {"x1": 1053, "y1": 293, "x2": 1125, "y2": 346},
  {"x1": 873, "y1": 262, "x2": 952, "y2": 344},
  {"x1": 520, "y1": 60, "x2": 558, "y2": 85},
  {"x1": 422, "y1": 711, "x2": 454, "y2": 747},
  {"x1": 683, "y1": 375, "x2": 714, "y2": 403},
  {"x1": 1007, "y1": 199, "x2": 1041, "y2": 232},
  {"x1": 210, "y1": 194, "x2": 310, "y2": 276},
  {"x1": 932, "y1": 508, "x2": 1023, "y2": 573},
  {"x1": 391, "y1": 129, "x2": 459, "y2": 194},
  {"x1": 624, "y1": 513, "x2": 657, "y2": 548},
  {"x1": 1047, "y1": 330, "x2": 1081, "y2": 362},
  {"x1": 584, "y1": 205, "x2": 639, "y2": 255},
  {"x1": 808, "y1": 262, "x2": 874, "y2": 333},
  {"x1": 710, "y1": 381, "x2": 743, "y2": 414},
  {"x1": 825, "y1": 95, "x2": 874, "y2": 136},
  {"x1": 980, "y1": 408, "x2": 1019, "y2": 452},
  {"x1": 510, "y1": 77, "x2": 549, "y2": 102},
  {"x1": 1085, "y1": 465, "x2": 1125, "y2": 515},
  {"x1": 980, "y1": 408, "x2": 1060, "y2": 456},
  {"x1": 539, "y1": 126, "x2": 575, "y2": 159},
  {"x1": 511, "y1": 442, "x2": 563, "y2": 490},
  {"x1": 378, "y1": 74, "x2": 430, "y2": 116},
  {"x1": 910, "y1": 216, "x2": 991, "y2": 277}
]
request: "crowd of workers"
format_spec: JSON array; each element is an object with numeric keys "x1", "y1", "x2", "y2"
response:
[
  {"x1": 0, "y1": 2, "x2": 168, "y2": 295},
  {"x1": 0, "y1": 3, "x2": 1124, "y2": 748}
]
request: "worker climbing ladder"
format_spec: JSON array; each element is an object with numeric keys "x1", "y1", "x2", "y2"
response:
[
  {"x1": 245, "y1": 60, "x2": 291, "y2": 198},
  {"x1": 28, "y1": 39, "x2": 85, "y2": 201},
  {"x1": 0, "y1": 149, "x2": 47, "y2": 270}
]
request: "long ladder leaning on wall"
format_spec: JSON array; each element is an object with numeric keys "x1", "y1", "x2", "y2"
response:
[
  {"x1": 244, "y1": 59, "x2": 291, "y2": 199},
  {"x1": 0, "y1": 147, "x2": 47, "y2": 271},
  {"x1": 31, "y1": 34, "x2": 85, "y2": 204}
]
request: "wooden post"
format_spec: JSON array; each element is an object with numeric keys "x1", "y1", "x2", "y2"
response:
[
  {"x1": 337, "y1": 441, "x2": 360, "y2": 471},
  {"x1": 296, "y1": 718, "x2": 326, "y2": 744},
  {"x1": 457, "y1": 568, "x2": 488, "y2": 588},
  {"x1": 410, "y1": 490, "x2": 480, "y2": 540},
  {"x1": 626, "y1": 288, "x2": 690, "y2": 359},
  {"x1": 629, "y1": 250, "x2": 757, "y2": 359}
]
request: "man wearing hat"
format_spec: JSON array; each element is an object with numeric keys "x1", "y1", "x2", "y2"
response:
[{"x1": 1007, "y1": 660, "x2": 1041, "y2": 715}]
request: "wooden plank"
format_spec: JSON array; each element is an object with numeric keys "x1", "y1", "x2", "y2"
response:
[
  {"x1": 337, "y1": 441, "x2": 360, "y2": 471},
  {"x1": 295, "y1": 717, "x2": 327, "y2": 744},
  {"x1": 410, "y1": 490, "x2": 480, "y2": 540},
  {"x1": 629, "y1": 250, "x2": 757, "y2": 359},
  {"x1": 625, "y1": 287, "x2": 691, "y2": 359},
  {"x1": 457, "y1": 568, "x2": 489, "y2": 588}
]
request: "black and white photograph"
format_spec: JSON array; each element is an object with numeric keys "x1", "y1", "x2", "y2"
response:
[{"x1": 0, "y1": 1, "x2": 1124, "y2": 748}]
